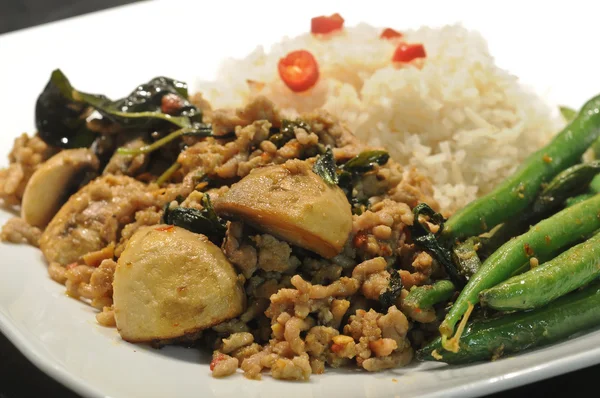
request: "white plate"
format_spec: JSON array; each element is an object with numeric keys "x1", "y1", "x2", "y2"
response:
[{"x1": 1, "y1": 1, "x2": 600, "y2": 397}]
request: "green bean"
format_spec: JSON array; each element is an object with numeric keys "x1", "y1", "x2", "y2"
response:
[
  {"x1": 508, "y1": 261, "x2": 531, "y2": 278},
  {"x1": 475, "y1": 162, "x2": 599, "y2": 258},
  {"x1": 479, "y1": 232, "x2": 600, "y2": 311},
  {"x1": 593, "y1": 137, "x2": 600, "y2": 160},
  {"x1": 559, "y1": 106, "x2": 577, "y2": 122},
  {"x1": 564, "y1": 174, "x2": 600, "y2": 207},
  {"x1": 452, "y1": 238, "x2": 482, "y2": 280},
  {"x1": 591, "y1": 174, "x2": 600, "y2": 193},
  {"x1": 476, "y1": 222, "x2": 528, "y2": 259},
  {"x1": 566, "y1": 192, "x2": 595, "y2": 207},
  {"x1": 404, "y1": 280, "x2": 455, "y2": 310},
  {"x1": 418, "y1": 281, "x2": 600, "y2": 364},
  {"x1": 439, "y1": 194, "x2": 600, "y2": 351},
  {"x1": 441, "y1": 94, "x2": 600, "y2": 242},
  {"x1": 532, "y1": 160, "x2": 600, "y2": 215}
]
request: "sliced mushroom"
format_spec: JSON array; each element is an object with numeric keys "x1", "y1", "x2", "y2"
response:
[
  {"x1": 214, "y1": 159, "x2": 352, "y2": 258},
  {"x1": 21, "y1": 148, "x2": 99, "y2": 228},
  {"x1": 102, "y1": 136, "x2": 149, "y2": 176},
  {"x1": 113, "y1": 225, "x2": 246, "y2": 342},
  {"x1": 39, "y1": 174, "x2": 150, "y2": 266}
]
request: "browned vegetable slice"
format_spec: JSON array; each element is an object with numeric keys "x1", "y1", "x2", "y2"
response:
[
  {"x1": 113, "y1": 225, "x2": 245, "y2": 343},
  {"x1": 214, "y1": 160, "x2": 352, "y2": 258},
  {"x1": 38, "y1": 175, "x2": 148, "y2": 265},
  {"x1": 21, "y1": 148, "x2": 99, "y2": 228}
]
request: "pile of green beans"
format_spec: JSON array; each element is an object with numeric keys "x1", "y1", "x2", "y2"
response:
[
  {"x1": 418, "y1": 281, "x2": 600, "y2": 364},
  {"x1": 416, "y1": 94, "x2": 600, "y2": 363},
  {"x1": 480, "y1": 232, "x2": 600, "y2": 311}
]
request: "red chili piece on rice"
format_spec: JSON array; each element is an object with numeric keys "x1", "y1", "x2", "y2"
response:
[
  {"x1": 380, "y1": 28, "x2": 403, "y2": 39},
  {"x1": 278, "y1": 50, "x2": 320, "y2": 92},
  {"x1": 392, "y1": 43, "x2": 426, "y2": 63},
  {"x1": 311, "y1": 13, "x2": 344, "y2": 34}
]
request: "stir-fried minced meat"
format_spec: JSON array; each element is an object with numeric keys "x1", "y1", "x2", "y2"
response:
[
  {"x1": 0, "y1": 94, "x2": 445, "y2": 381},
  {"x1": 0, "y1": 134, "x2": 57, "y2": 206},
  {"x1": 39, "y1": 175, "x2": 157, "y2": 265},
  {"x1": 0, "y1": 217, "x2": 42, "y2": 246}
]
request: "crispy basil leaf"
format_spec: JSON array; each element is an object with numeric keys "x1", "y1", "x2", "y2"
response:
[
  {"x1": 162, "y1": 195, "x2": 226, "y2": 244},
  {"x1": 341, "y1": 150, "x2": 389, "y2": 174},
  {"x1": 410, "y1": 203, "x2": 466, "y2": 288},
  {"x1": 35, "y1": 69, "x2": 205, "y2": 149},
  {"x1": 35, "y1": 70, "x2": 97, "y2": 148},
  {"x1": 269, "y1": 119, "x2": 311, "y2": 148},
  {"x1": 76, "y1": 76, "x2": 201, "y2": 129},
  {"x1": 313, "y1": 147, "x2": 338, "y2": 185},
  {"x1": 379, "y1": 271, "x2": 403, "y2": 309}
]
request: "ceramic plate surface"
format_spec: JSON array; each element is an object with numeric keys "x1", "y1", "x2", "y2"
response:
[{"x1": 1, "y1": 1, "x2": 599, "y2": 397}]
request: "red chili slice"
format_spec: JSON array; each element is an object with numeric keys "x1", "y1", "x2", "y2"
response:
[
  {"x1": 392, "y1": 43, "x2": 426, "y2": 63},
  {"x1": 311, "y1": 13, "x2": 344, "y2": 34},
  {"x1": 210, "y1": 354, "x2": 226, "y2": 371},
  {"x1": 278, "y1": 50, "x2": 320, "y2": 92},
  {"x1": 155, "y1": 225, "x2": 175, "y2": 232},
  {"x1": 380, "y1": 28, "x2": 403, "y2": 39}
]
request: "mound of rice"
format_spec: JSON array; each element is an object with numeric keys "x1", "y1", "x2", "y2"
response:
[{"x1": 198, "y1": 24, "x2": 564, "y2": 213}]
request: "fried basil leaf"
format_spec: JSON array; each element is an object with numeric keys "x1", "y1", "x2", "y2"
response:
[
  {"x1": 313, "y1": 146, "x2": 338, "y2": 185},
  {"x1": 269, "y1": 119, "x2": 311, "y2": 148},
  {"x1": 410, "y1": 203, "x2": 466, "y2": 288},
  {"x1": 35, "y1": 69, "x2": 206, "y2": 149},
  {"x1": 379, "y1": 271, "x2": 403, "y2": 309},
  {"x1": 162, "y1": 195, "x2": 226, "y2": 244},
  {"x1": 76, "y1": 76, "x2": 201, "y2": 129},
  {"x1": 341, "y1": 150, "x2": 390, "y2": 174},
  {"x1": 35, "y1": 69, "x2": 97, "y2": 148}
]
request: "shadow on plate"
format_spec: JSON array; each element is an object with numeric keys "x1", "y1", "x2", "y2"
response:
[
  {"x1": 133, "y1": 341, "x2": 212, "y2": 365},
  {"x1": 0, "y1": 205, "x2": 20, "y2": 218}
]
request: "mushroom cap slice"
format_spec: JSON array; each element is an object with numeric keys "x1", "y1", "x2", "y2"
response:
[
  {"x1": 214, "y1": 160, "x2": 352, "y2": 258},
  {"x1": 113, "y1": 225, "x2": 246, "y2": 343},
  {"x1": 21, "y1": 148, "x2": 99, "y2": 228},
  {"x1": 39, "y1": 174, "x2": 149, "y2": 266}
]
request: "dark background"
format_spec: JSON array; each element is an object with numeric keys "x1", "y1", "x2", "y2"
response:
[{"x1": 0, "y1": 1, "x2": 594, "y2": 397}]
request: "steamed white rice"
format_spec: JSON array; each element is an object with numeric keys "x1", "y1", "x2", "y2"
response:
[{"x1": 198, "y1": 24, "x2": 564, "y2": 213}]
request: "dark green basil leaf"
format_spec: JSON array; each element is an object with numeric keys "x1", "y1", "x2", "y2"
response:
[
  {"x1": 35, "y1": 69, "x2": 205, "y2": 149},
  {"x1": 162, "y1": 195, "x2": 226, "y2": 244},
  {"x1": 313, "y1": 147, "x2": 338, "y2": 185},
  {"x1": 35, "y1": 69, "x2": 97, "y2": 148},
  {"x1": 379, "y1": 271, "x2": 403, "y2": 309},
  {"x1": 341, "y1": 150, "x2": 389, "y2": 174},
  {"x1": 269, "y1": 119, "x2": 311, "y2": 148},
  {"x1": 76, "y1": 76, "x2": 201, "y2": 129},
  {"x1": 410, "y1": 203, "x2": 466, "y2": 288}
]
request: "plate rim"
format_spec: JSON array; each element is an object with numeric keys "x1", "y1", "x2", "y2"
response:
[
  {"x1": 3, "y1": 299, "x2": 600, "y2": 398},
  {"x1": 2, "y1": 1, "x2": 600, "y2": 397},
  {"x1": 0, "y1": 310, "x2": 105, "y2": 398}
]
